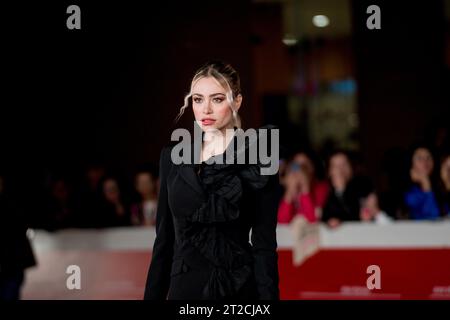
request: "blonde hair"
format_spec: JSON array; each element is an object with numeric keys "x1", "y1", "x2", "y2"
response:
[{"x1": 174, "y1": 60, "x2": 242, "y2": 128}]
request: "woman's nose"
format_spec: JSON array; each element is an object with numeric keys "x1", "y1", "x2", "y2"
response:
[{"x1": 203, "y1": 100, "x2": 212, "y2": 113}]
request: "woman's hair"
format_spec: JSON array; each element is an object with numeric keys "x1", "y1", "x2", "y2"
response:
[
  {"x1": 404, "y1": 142, "x2": 439, "y2": 190},
  {"x1": 287, "y1": 148, "x2": 326, "y2": 180},
  {"x1": 326, "y1": 149, "x2": 354, "y2": 170},
  {"x1": 440, "y1": 153, "x2": 450, "y2": 166},
  {"x1": 174, "y1": 60, "x2": 242, "y2": 128},
  {"x1": 438, "y1": 152, "x2": 450, "y2": 187},
  {"x1": 407, "y1": 143, "x2": 435, "y2": 170}
]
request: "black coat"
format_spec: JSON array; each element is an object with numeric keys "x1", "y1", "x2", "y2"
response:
[{"x1": 144, "y1": 127, "x2": 280, "y2": 300}]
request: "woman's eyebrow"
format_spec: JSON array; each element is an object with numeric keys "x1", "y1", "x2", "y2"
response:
[{"x1": 192, "y1": 93, "x2": 226, "y2": 97}]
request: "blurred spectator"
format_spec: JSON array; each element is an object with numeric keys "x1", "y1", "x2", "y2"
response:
[
  {"x1": 98, "y1": 176, "x2": 131, "y2": 227},
  {"x1": 359, "y1": 192, "x2": 392, "y2": 224},
  {"x1": 130, "y1": 168, "x2": 159, "y2": 226},
  {"x1": 321, "y1": 151, "x2": 390, "y2": 228},
  {"x1": 278, "y1": 152, "x2": 329, "y2": 223},
  {"x1": 425, "y1": 119, "x2": 450, "y2": 159},
  {"x1": 0, "y1": 174, "x2": 36, "y2": 300},
  {"x1": 404, "y1": 146, "x2": 440, "y2": 220},
  {"x1": 76, "y1": 164, "x2": 106, "y2": 228},
  {"x1": 42, "y1": 177, "x2": 77, "y2": 230},
  {"x1": 379, "y1": 147, "x2": 410, "y2": 220},
  {"x1": 438, "y1": 153, "x2": 450, "y2": 217}
]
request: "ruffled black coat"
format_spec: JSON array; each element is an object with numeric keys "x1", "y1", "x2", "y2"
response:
[{"x1": 144, "y1": 125, "x2": 280, "y2": 300}]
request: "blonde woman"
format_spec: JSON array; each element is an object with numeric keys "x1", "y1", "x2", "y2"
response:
[{"x1": 144, "y1": 61, "x2": 280, "y2": 300}]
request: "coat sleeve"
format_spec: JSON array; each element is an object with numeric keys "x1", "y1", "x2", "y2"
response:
[
  {"x1": 251, "y1": 172, "x2": 280, "y2": 300},
  {"x1": 143, "y1": 146, "x2": 175, "y2": 300}
]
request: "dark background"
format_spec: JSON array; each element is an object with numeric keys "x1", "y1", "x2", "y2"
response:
[{"x1": 2, "y1": 0, "x2": 449, "y2": 205}]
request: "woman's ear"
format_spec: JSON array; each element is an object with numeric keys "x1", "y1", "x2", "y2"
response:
[{"x1": 234, "y1": 94, "x2": 243, "y2": 111}]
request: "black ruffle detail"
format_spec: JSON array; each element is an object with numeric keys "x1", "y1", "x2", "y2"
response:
[
  {"x1": 187, "y1": 224, "x2": 253, "y2": 298},
  {"x1": 182, "y1": 125, "x2": 276, "y2": 299},
  {"x1": 189, "y1": 165, "x2": 242, "y2": 224}
]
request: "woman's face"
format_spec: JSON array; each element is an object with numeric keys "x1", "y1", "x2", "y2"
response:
[
  {"x1": 103, "y1": 178, "x2": 120, "y2": 203},
  {"x1": 412, "y1": 148, "x2": 434, "y2": 176},
  {"x1": 135, "y1": 172, "x2": 155, "y2": 197},
  {"x1": 440, "y1": 156, "x2": 450, "y2": 186},
  {"x1": 291, "y1": 153, "x2": 314, "y2": 178},
  {"x1": 329, "y1": 153, "x2": 353, "y2": 184},
  {"x1": 191, "y1": 77, "x2": 241, "y2": 132}
]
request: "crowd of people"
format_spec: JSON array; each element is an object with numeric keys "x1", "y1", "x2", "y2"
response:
[
  {"x1": 1, "y1": 137, "x2": 449, "y2": 300},
  {"x1": 277, "y1": 145, "x2": 450, "y2": 227},
  {"x1": 1, "y1": 142, "x2": 450, "y2": 233},
  {"x1": 5, "y1": 164, "x2": 161, "y2": 231}
]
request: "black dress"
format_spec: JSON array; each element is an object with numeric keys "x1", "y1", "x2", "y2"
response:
[{"x1": 144, "y1": 125, "x2": 280, "y2": 300}]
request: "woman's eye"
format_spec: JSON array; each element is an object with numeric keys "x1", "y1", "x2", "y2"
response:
[
  {"x1": 193, "y1": 97, "x2": 202, "y2": 103},
  {"x1": 213, "y1": 98, "x2": 224, "y2": 103}
]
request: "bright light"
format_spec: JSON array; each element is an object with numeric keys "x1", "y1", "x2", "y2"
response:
[
  {"x1": 312, "y1": 15, "x2": 330, "y2": 28},
  {"x1": 282, "y1": 34, "x2": 298, "y2": 46}
]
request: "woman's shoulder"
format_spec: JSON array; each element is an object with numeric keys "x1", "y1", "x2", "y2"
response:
[
  {"x1": 161, "y1": 144, "x2": 174, "y2": 155},
  {"x1": 158, "y1": 144, "x2": 178, "y2": 173}
]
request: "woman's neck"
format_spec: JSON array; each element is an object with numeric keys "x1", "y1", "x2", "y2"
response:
[{"x1": 202, "y1": 124, "x2": 235, "y2": 161}]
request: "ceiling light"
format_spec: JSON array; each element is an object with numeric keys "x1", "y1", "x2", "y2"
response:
[{"x1": 312, "y1": 15, "x2": 330, "y2": 28}]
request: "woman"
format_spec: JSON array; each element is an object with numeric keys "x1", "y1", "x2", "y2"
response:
[
  {"x1": 438, "y1": 153, "x2": 450, "y2": 217},
  {"x1": 98, "y1": 176, "x2": 131, "y2": 227},
  {"x1": 130, "y1": 168, "x2": 158, "y2": 226},
  {"x1": 277, "y1": 151, "x2": 329, "y2": 224},
  {"x1": 403, "y1": 146, "x2": 440, "y2": 220},
  {"x1": 144, "y1": 61, "x2": 280, "y2": 300},
  {"x1": 321, "y1": 151, "x2": 387, "y2": 228}
]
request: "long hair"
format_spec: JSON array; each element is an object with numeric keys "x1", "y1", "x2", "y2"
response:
[{"x1": 174, "y1": 60, "x2": 242, "y2": 128}]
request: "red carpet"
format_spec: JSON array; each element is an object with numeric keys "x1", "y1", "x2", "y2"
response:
[
  {"x1": 23, "y1": 248, "x2": 450, "y2": 299},
  {"x1": 278, "y1": 248, "x2": 450, "y2": 300}
]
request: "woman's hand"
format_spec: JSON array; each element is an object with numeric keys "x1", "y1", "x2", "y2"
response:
[
  {"x1": 297, "y1": 170, "x2": 311, "y2": 194},
  {"x1": 410, "y1": 168, "x2": 431, "y2": 191},
  {"x1": 359, "y1": 193, "x2": 380, "y2": 221},
  {"x1": 283, "y1": 171, "x2": 301, "y2": 203},
  {"x1": 327, "y1": 218, "x2": 341, "y2": 228}
]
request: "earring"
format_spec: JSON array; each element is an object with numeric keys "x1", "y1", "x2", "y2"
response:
[{"x1": 233, "y1": 110, "x2": 237, "y2": 118}]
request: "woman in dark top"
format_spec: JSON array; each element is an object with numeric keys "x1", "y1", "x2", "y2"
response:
[
  {"x1": 321, "y1": 151, "x2": 374, "y2": 227},
  {"x1": 144, "y1": 61, "x2": 280, "y2": 300}
]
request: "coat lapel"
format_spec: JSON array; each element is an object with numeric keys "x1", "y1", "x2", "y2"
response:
[
  {"x1": 178, "y1": 164, "x2": 204, "y2": 196},
  {"x1": 177, "y1": 139, "x2": 205, "y2": 196}
]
